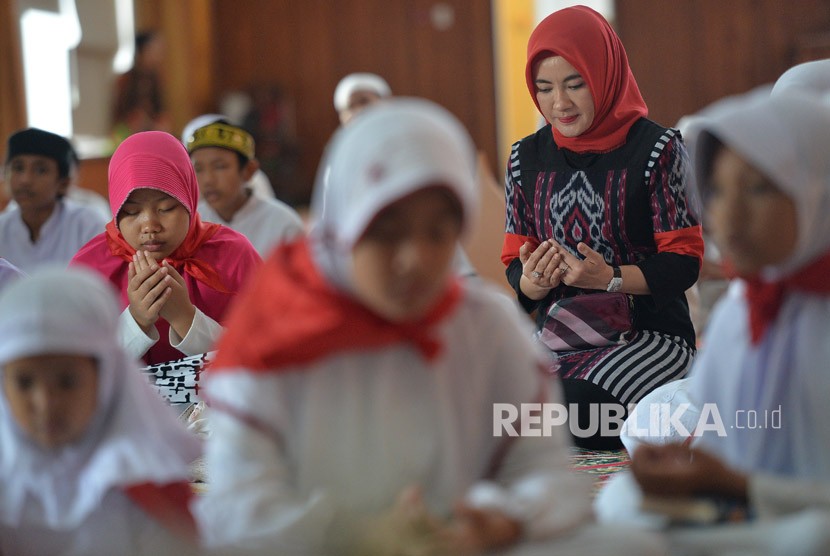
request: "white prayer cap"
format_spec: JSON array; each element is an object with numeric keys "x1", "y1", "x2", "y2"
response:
[
  {"x1": 181, "y1": 113, "x2": 226, "y2": 145},
  {"x1": 333, "y1": 73, "x2": 392, "y2": 112}
]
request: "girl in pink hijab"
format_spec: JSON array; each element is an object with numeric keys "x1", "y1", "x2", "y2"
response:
[{"x1": 72, "y1": 131, "x2": 261, "y2": 365}]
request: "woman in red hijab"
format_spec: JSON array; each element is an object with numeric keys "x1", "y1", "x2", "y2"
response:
[
  {"x1": 72, "y1": 131, "x2": 261, "y2": 366},
  {"x1": 500, "y1": 5, "x2": 704, "y2": 449}
]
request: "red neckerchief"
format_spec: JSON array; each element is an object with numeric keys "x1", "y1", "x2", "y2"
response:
[
  {"x1": 211, "y1": 239, "x2": 463, "y2": 373},
  {"x1": 730, "y1": 250, "x2": 830, "y2": 344},
  {"x1": 104, "y1": 215, "x2": 229, "y2": 293}
]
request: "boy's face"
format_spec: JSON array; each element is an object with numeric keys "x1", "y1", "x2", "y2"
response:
[
  {"x1": 5, "y1": 155, "x2": 68, "y2": 215},
  {"x1": 339, "y1": 90, "x2": 383, "y2": 125},
  {"x1": 707, "y1": 146, "x2": 798, "y2": 275},
  {"x1": 117, "y1": 188, "x2": 190, "y2": 262},
  {"x1": 351, "y1": 186, "x2": 462, "y2": 322},
  {"x1": 191, "y1": 147, "x2": 255, "y2": 222},
  {"x1": 3, "y1": 354, "x2": 98, "y2": 450}
]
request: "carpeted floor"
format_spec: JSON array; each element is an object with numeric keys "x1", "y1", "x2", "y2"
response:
[{"x1": 569, "y1": 447, "x2": 630, "y2": 495}]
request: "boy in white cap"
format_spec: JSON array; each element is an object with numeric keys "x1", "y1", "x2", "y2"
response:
[{"x1": 333, "y1": 72, "x2": 392, "y2": 125}]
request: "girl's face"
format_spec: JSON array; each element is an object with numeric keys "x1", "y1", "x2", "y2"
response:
[
  {"x1": 707, "y1": 146, "x2": 798, "y2": 275},
  {"x1": 533, "y1": 56, "x2": 596, "y2": 138},
  {"x1": 117, "y1": 188, "x2": 190, "y2": 261},
  {"x1": 3, "y1": 354, "x2": 98, "y2": 450},
  {"x1": 191, "y1": 147, "x2": 255, "y2": 222},
  {"x1": 351, "y1": 186, "x2": 462, "y2": 322},
  {"x1": 5, "y1": 155, "x2": 68, "y2": 215}
]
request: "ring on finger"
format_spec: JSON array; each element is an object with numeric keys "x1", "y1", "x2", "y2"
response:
[{"x1": 531, "y1": 271, "x2": 543, "y2": 278}]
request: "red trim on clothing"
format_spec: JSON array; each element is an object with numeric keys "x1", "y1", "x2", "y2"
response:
[
  {"x1": 653, "y1": 226, "x2": 704, "y2": 264},
  {"x1": 501, "y1": 233, "x2": 539, "y2": 267},
  {"x1": 123, "y1": 481, "x2": 198, "y2": 543}
]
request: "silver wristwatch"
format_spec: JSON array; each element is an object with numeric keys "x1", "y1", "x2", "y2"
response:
[{"x1": 606, "y1": 266, "x2": 623, "y2": 292}]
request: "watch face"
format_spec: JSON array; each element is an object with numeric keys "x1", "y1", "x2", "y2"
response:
[{"x1": 608, "y1": 277, "x2": 623, "y2": 292}]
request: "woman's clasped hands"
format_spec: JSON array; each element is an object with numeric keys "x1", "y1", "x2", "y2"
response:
[{"x1": 520, "y1": 239, "x2": 613, "y2": 299}]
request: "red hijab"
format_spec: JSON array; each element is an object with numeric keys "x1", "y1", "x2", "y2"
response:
[
  {"x1": 525, "y1": 5, "x2": 648, "y2": 153},
  {"x1": 71, "y1": 131, "x2": 261, "y2": 364}
]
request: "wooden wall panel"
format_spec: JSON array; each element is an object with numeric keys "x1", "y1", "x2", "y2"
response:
[
  {"x1": 616, "y1": 0, "x2": 830, "y2": 129},
  {"x1": 210, "y1": 0, "x2": 498, "y2": 208}
]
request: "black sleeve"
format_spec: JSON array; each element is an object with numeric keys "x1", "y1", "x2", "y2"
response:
[
  {"x1": 506, "y1": 258, "x2": 550, "y2": 314},
  {"x1": 636, "y1": 253, "x2": 700, "y2": 311}
]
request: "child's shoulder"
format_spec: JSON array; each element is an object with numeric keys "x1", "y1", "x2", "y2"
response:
[{"x1": 456, "y1": 280, "x2": 534, "y2": 334}]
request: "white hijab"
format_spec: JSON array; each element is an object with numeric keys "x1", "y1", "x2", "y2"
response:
[
  {"x1": 771, "y1": 58, "x2": 830, "y2": 97},
  {"x1": 309, "y1": 97, "x2": 478, "y2": 292},
  {"x1": 0, "y1": 266, "x2": 201, "y2": 529},
  {"x1": 683, "y1": 91, "x2": 830, "y2": 478}
]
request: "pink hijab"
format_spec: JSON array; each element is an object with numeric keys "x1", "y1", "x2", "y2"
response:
[{"x1": 72, "y1": 131, "x2": 261, "y2": 364}]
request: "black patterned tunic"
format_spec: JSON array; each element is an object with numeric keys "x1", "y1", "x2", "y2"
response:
[{"x1": 502, "y1": 118, "x2": 703, "y2": 406}]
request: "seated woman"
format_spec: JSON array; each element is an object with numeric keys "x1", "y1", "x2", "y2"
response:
[
  {"x1": 596, "y1": 89, "x2": 830, "y2": 556},
  {"x1": 194, "y1": 98, "x2": 667, "y2": 555},
  {"x1": 71, "y1": 131, "x2": 262, "y2": 367},
  {"x1": 0, "y1": 266, "x2": 201, "y2": 555},
  {"x1": 501, "y1": 6, "x2": 703, "y2": 449}
]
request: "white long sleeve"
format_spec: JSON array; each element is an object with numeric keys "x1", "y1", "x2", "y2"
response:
[{"x1": 118, "y1": 306, "x2": 222, "y2": 360}]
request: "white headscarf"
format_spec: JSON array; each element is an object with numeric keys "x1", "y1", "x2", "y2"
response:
[
  {"x1": 684, "y1": 88, "x2": 830, "y2": 280},
  {"x1": 771, "y1": 58, "x2": 830, "y2": 97},
  {"x1": 683, "y1": 91, "x2": 830, "y2": 478},
  {"x1": 309, "y1": 97, "x2": 478, "y2": 292},
  {"x1": 332, "y1": 72, "x2": 392, "y2": 112},
  {"x1": 0, "y1": 266, "x2": 201, "y2": 529}
]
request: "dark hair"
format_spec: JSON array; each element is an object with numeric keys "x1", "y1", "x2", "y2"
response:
[
  {"x1": 699, "y1": 132, "x2": 724, "y2": 199},
  {"x1": 135, "y1": 31, "x2": 158, "y2": 55}
]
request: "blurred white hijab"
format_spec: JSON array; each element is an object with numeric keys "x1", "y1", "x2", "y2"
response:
[
  {"x1": 0, "y1": 266, "x2": 201, "y2": 529},
  {"x1": 771, "y1": 58, "x2": 830, "y2": 97},
  {"x1": 309, "y1": 97, "x2": 478, "y2": 293},
  {"x1": 683, "y1": 91, "x2": 830, "y2": 478}
]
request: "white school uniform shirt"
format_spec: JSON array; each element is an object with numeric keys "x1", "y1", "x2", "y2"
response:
[
  {"x1": 195, "y1": 284, "x2": 594, "y2": 552},
  {"x1": 0, "y1": 199, "x2": 107, "y2": 272},
  {"x1": 0, "y1": 258, "x2": 25, "y2": 290},
  {"x1": 198, "y1": 193, "x2": 304, "y2": 257}
]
